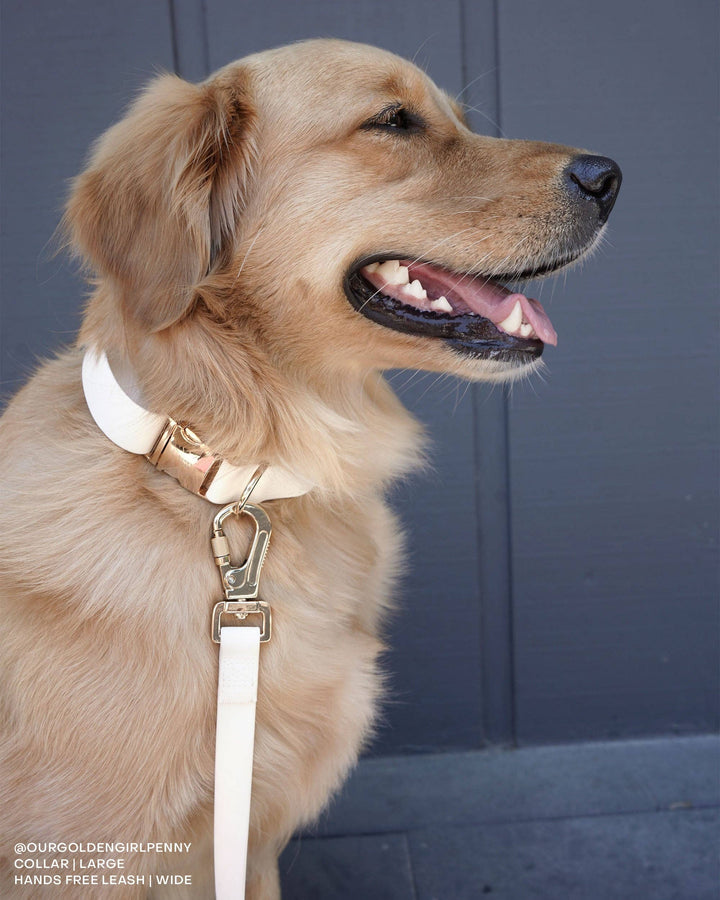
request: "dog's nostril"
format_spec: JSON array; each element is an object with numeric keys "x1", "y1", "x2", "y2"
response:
[{"x1": 565, "y1": 154, "x2": 622, "y2": 224}]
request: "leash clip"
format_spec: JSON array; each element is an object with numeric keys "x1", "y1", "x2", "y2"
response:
[
  {"x1": 212, "y1": 599, "x2": 271, "y2": 644},
  {"x1": 210, "y1": 468, "x2": 272, "y2": 644}
]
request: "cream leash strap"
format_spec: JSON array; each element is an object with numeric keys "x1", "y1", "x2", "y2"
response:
[
  {"x1": 214, "y1": 625, "x2": 260, "y2": 899},
  {"x1": 211, "y1": 499, "x2": 272, "y2": 900}
]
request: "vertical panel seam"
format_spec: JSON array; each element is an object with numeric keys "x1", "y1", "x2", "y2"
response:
[
  {"x1": 169, "y1": 0, "x2": 210, "y2": 80},
  {"x1": 502, "y1": 389, "x2": 517, "y2": 745},
  {"x1": 458, "y1": 0, "x2": 484, "y2": 750},
  {"x1": 492, "y1": 0, "x2": 503, "y2": 136},
  {"x1": 459, "y1": 0, "x2": 469, "y2": 100},
  {"x1": 493, "y1": 0, "x2": 517, "y2": 747},
  {"x1": 201, "y1": 0, "x2": 211, "y2": 76},
  {"x1": 168, "y1": 0, "x2": 180, "y2": 75},
  {"x1": 465, "y1": 0, "x2": 517, "y2": 747}
]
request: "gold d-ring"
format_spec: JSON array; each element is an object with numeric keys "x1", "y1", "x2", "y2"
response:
[{"x1": 233, "y1": 463, "x2": 268, "y2": 515}]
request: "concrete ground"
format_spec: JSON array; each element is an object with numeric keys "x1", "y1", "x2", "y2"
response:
[{"x1": 279, "y1": 735, "x2": 720, "y2": 899}]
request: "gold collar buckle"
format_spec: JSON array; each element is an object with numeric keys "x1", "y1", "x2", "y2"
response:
[{"x1": 146, "y1": 418, "x2": 223, "y2": 497}]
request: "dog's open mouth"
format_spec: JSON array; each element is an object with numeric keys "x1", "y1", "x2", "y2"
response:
[{"x1": 345, "y1": 257, "x2": 560, "y2": 362}]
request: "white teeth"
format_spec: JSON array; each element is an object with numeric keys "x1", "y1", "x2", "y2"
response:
[
  {"x1": 497, "y1": 299, "x2": 523, "y2": 334},
  {"x1": 364, "y1": 262, "x2": 380, "y2": 273},
  {"x1": 520, "y1": 323, "x2": 533, "y2": 338},
  {"x1": 430, "y1": 296, "x2": 453, "y2": 313},
  {"x1": 404, "y1": 279, "x2": 428, "y2": 301},
  {"x1": 375, "y1": 259, "x2": 410, "y2": 285}
]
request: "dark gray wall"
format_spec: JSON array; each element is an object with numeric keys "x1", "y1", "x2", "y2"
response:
[{"x1": 1, "y1": 0, "x2": 717, "y2": 754}]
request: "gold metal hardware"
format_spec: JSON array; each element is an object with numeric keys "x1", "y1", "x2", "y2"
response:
[
  {"x1": 210, "y1": 491, "x2": 272, "y2": 644},
  {"x1": 147, "y1": 418, "x2": 223, "y2": 497},
  {"x1": 212, "y1": 502, "x2": 271, "y2": 599},
  {"x1": 212, "y1": 600, "x2": 272, "y2": 643},
  {"x1": 232, "y1": 463, "x2": 268, "y2": 515}
]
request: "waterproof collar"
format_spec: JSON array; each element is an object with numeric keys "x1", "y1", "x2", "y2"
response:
[{"x1": 81, "y1": 349, "x2": 313, "y2": 504}]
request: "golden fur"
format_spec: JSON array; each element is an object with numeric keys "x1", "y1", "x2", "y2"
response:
[{"x1": 1, "y1": 40, "x2": 595, "y2": 898}]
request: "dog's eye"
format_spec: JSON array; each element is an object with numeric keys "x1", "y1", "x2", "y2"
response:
[{"x1": 363, "y1": 105, "x2": 424, "y2": 134}]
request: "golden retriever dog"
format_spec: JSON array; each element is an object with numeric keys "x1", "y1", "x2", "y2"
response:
[{"x1": 0, "y1": 39, "x2": 620, "y2": 899}]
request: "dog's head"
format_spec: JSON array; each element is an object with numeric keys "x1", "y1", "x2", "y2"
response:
[{"x1": 67, "y1": 39, "x2": 620, "y2": 388}]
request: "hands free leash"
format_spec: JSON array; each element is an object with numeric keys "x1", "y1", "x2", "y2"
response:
[
  {"x1": 82, "y1": 348, "x2": 313, "y2": 899},
  {"x1": 211, "y1": 481, "x2": 271, "y2": 899}
]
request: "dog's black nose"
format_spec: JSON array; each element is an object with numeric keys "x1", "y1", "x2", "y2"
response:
[{"x1": 564, "y1": 155, "x2": 622, "y2": 224}]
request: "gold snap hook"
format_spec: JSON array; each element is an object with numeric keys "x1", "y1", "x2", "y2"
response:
[
  {"x1": 210, "y1": 466, "x2": 273, "y2": 644},
  {"x1": 211, "y1": 502, "x2": 272, "y2": 600}
]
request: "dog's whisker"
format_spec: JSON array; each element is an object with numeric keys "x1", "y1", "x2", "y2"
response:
[
  {"x1": 459, "y1": 103, "x2": 506, "y2": 137},
  {"x1": 453, "y1": 69, "x2": 496, "y2": 103}
]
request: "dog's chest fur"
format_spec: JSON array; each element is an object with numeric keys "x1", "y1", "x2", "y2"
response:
[{"x1": 0, "y1": 350, "x2": 408, "y2": 857}]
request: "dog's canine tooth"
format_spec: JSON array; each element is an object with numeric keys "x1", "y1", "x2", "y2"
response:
[
  {"x1": 520, "y1": 323, "x2": 533, "y2": 338},
  {"x1": 375, "y1": 260, "x2": 398, "y2": 280},
  {"x1": 364, "y1": 262, "x2": 380, "y2": 273},
  {"x1": 430, "y1": 296, "x2": 453, "y2": 313},
  {"x1": 498, "y1": 299, "x2": 523, "y2": 334}
]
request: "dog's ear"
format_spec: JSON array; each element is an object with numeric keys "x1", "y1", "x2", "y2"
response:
[{"x1": 65, "y1": 71, "x2": 255, "y2": 330}]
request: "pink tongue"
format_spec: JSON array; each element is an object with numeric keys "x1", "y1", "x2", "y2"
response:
[
  {"x1": 494, "y1": 292, "x2": 558, "y2": 347},
  {"x1": 407, "y1": 262, "x2": 558, "y2": 346}
]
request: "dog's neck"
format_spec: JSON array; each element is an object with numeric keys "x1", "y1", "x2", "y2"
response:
[
  {"x1": 79, "y1": 310, "x2": 425, "y2": 500},
  {"x1": 82, "y1": 348, "x2": 317, "y2": 503}
]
